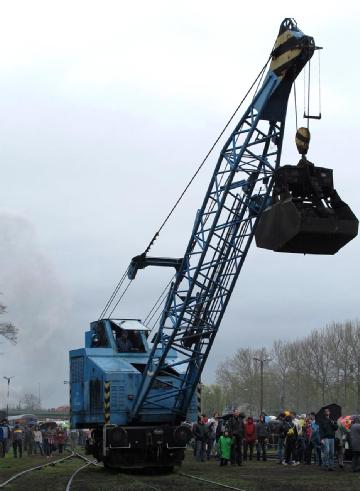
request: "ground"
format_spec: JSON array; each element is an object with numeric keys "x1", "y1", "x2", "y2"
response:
[{"x1": 0, "y1": 450, "x2": 359, "y2": 490}]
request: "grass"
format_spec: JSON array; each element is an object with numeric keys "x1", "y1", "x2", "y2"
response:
[{"x1": 0, "y1": 449, "x2": 359, "y2": 490}]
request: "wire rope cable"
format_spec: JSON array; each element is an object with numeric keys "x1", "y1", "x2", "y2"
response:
[
  {"x1": 98, "y1": 267, "x2": 130, "y2": 319},
  {"x1": 144, "y1": 275, "x2": 175, "y2": 326},
  {"x1": 108, "y1": 280, "x2": 133, "y2": 317},
  {"x1": 143, "y1": 55, "x2": 272, "y2": 255},
  {"x1": 98, "y1": 55, "x2": 271, "y2": 317},
  {"x1": 294, "y1": 81, "x2": 298, "y2": 131},
  {"x1": 307, "y1": 58, "x2": 311, "y2": 130}
]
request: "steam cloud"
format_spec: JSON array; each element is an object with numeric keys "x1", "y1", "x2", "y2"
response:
[{"x1": 0, "y1": 213, "x2": 71, "y2": 408}]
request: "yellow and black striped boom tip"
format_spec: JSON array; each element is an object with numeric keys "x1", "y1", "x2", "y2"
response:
[{"x1": 270, "y1": 18, "x2": 314, "y2": 80}]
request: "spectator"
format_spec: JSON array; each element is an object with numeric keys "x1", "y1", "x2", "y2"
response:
[
  {"x1": 0, "y1": 419, "x2": 10, "y2": 458},
  {"x1": 33, "y1": 427, "x2": 44, "y2": 456},
  {"x1": 335, "y1": 425, "x2": 345, "y2": 470},
  {"x1": 283, "y1": 414, "x2": 298, "y2": 465},
  {"x1": 350, "y1": 416, "x2": 360, "y2": 473},
  {"x1": 70, "y1": 429, "x2": 78, "y2": 449},
  {"x1": 206, "y1": 412, "x2": 219, "y2": 460},
  {"x1": 44, "y1": 428, "x2": 56, "y2": 458},
  {"x1": 305, "y1": 412, "x2": 322, "y2": 466},
  {"x1": 12, "y1": 422, "x2": 23, "y2": 458},
  {"x1": 256, "y1": 414, "x2": 269, "y2": 462},
  {"x1": 63, "y1": 428, "x2": 69, "y2": 451},
  {"x1": 192, "y1": 415, "x2": 209, "y2": 463},
  {"x1": 218, "y1": 430, "x2": 232, "y2": 466},
  {"x1": 48, "y1": 429, "x2": 56, "y2": 457},
  {"x1": 296, "y1": 414, "x2": 306, "y2": 463},
  {"x1": 56, "y1": 428, "x2": 65, "y2": 454},
  {"x1": 319, "y1": 407, "x2": 338, "y2": 471},
  {"x1": 24, "y1": 425, "x2": 34, "y2": 456},
  {"x1": 227, "y1": 409, "x2": 245, "y2": 466},
  {"x1": 215, "y1": 417, "x2": 224, "y2": 460},
  {"x1": 43, "y1": 429, "x2": 49, "y2": 457},
  {"x1": 243, "y1": 416, "x2": 256, "y2": 461},
  {"x1": 276, "y1": 413, "x2": 286, "y2": 464}
]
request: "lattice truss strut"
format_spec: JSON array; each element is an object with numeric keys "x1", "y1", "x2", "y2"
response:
[{"x1": 133, "y1": 90, "x2": 286, "y2": 419}]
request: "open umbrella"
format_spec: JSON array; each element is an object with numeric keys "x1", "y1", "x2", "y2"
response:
[
  {"x1": 40, "y1": 421, "x2": 58, "y2": 431},
  {"x1": 315, "y1": 403, "x2": 342, "y2": 424},
  {"x1": 338, "y1": 415, "x2": 354, "y2": 432}
]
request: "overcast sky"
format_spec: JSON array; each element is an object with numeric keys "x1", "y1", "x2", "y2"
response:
[{"x1": 0, "y1": 1, "x2": 359, "y2": 408}]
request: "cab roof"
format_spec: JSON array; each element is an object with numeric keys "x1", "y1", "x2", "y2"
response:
[{"x1": 110, "y1": 319, "x2": 150, "y2": 331}]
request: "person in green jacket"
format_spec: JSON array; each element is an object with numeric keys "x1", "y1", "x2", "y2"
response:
[{"x1": 218, "y1": 430, "x2": 232, "y2": 466}]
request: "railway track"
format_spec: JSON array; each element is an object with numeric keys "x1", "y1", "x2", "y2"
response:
[
  {"x1": 0, "y1": 450, "x2": 96, "y2": 490},
  {"x1": 178, "y1": 472, "x2": 246, "y2": 491},
  {"x1": 0, "y1": 451, "x2": 76, "y2": 488},
  {"x1": 65, "y1": 464, "x2": 248, "y2": 491},
  {"x1": 0, "y1": 451, "x2": 249, "y2": 491},
  {"x1": 65, "y1": 460, "x2": 163, "y2": 491}
]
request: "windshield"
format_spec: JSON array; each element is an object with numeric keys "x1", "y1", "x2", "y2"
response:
[{"x1": 112, "y1": 329, "x2": 146, "y2": 353}]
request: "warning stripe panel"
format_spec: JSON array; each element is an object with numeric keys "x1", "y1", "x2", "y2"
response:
[
  {"x1": 270, "y1": 29, "x2": 302, "y2": 78},
  {"x1": 104, "y1": 381, "x2": 111, "y2": 424}
]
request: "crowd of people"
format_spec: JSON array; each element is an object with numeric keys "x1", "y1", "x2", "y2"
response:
[
  {"x1": 191, "y1": 408, "x2": 360, "y2": 473},
  {"x1": 0, "y1": 419, "x2": 90, "y2": 459},
  {"x1": 2, "y1": 410, "x2": 360, "y2": 473}
]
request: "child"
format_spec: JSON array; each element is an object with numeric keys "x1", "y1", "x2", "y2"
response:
[{"x1": 218, "y1": 430, "x2": 232, "y2": 466}]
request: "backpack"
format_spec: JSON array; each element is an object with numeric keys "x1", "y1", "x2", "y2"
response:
[{"x1": 285, "y1": 422, "x2": 297, "y2": 438}]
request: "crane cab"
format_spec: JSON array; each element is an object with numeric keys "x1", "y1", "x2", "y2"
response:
[
  {"x1": 255, "y1": 160, "x2": 358, "y2": 254},
  {"x1": 90, "y1": 319, "x2": 149, "y2": 353},
  {"x1": 69, "y1": 319, "x2": 196, "y2": 469}
]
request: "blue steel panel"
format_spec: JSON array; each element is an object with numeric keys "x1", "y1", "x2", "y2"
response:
[
  {"x1": 70, "y1": 356, "x2": 84, "y2": 383},
  {"x1": 110, "y1": 384, "x2": 126, "y2": 411}
]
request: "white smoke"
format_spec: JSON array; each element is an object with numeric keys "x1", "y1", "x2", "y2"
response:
[{"x1": 0, "y1": 213, "x2": 71, "y2": 408}]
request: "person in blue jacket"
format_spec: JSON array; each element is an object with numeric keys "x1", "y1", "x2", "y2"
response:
[{"x1": 0, "y1": 419, "x2": 10, "y2": 457}]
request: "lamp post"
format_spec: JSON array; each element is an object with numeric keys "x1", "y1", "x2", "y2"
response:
[
  {"x1": 253, "y1": 357, "x2": 271, "y2": 415},
  {"x1": 3, "y1": 376, "x2": 15, "y2": 419}
]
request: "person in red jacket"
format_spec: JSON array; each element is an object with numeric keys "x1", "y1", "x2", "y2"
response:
[{"x1": 243, "y1": 416, "x2": 256, "y2": 461}]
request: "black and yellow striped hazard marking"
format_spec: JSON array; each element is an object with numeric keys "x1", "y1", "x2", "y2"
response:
[
  {"x1": 270, "y1": 29, "x2": 302, "y2": 79},
  {"x1": 197, "y1": 382, "x2": 202, "y2": 418},
  {"x1": 104, "y1": 381, "x2": 110, "y2": 424}
]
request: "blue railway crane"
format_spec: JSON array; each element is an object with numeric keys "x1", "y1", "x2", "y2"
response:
[{"x1": 69, "y1": 18, "x2": 358, "y2": 469}]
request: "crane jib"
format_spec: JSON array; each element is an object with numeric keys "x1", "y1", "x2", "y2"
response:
[{"x1": 130, "y1": 19, "x2": 316, "y2": 422}]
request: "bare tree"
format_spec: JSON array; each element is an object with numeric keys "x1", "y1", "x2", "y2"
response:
[
  {"x1": 202, "y1": 384, "x2": 226, "y2": 415},
  {"x1": 347, "y1": 320, "x2": 360, "y2": 412},
  {"x1": 272, "y1": 340, "x2": 293, "y2": 410},
  {"x1": 204, "y1": 320, "x2": 360, "y2": 416},
  {"x1": 21, "y1": 392, "x2": 41, "y2": 411},
  {"x1": 0, "y1": 303, "x2": 18, "y2": 344}
]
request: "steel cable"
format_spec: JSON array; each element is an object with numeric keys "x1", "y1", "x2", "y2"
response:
[
  {"x1": 98, "y1": 267, "x2": 129, "y2": 319},
  {"x1": 144, "y1": 56, "x2": 272, "y2": 256},
  {"x1": 98, "y1": 55, "x2": 271, "y2": 316}
]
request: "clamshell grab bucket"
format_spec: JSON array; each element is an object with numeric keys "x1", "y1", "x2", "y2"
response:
[{"x1": 255, "y1": 163, "x2": 358, "y2": 254}]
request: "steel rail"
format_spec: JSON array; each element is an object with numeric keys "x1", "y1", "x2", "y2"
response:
[
  {"x1": 0, "y1": 451, "x2": 76, "y2": 488},
  {"x1": 178, "y1": 472, "x2": 247, "y2": 491},
  {"x1": 66, "y1": 456, "x2": 162, "y2": 491},
  {"x1": 65, "y1": 461, "x2": 92, "y2": 491}
]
